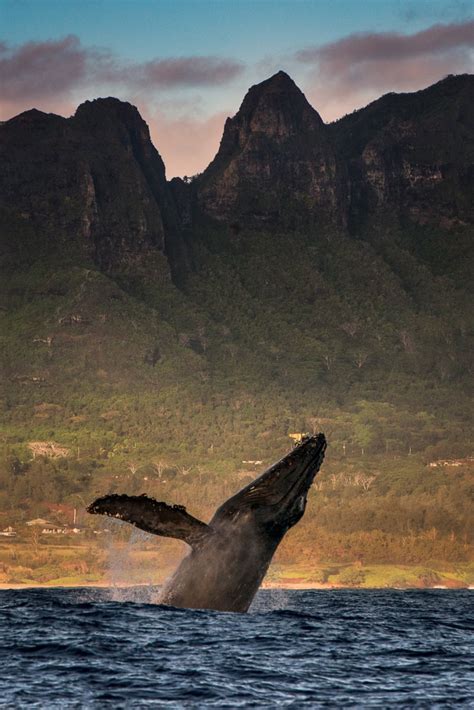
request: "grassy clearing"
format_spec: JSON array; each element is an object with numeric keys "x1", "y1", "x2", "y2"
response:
[
  {"x1": 1, "y1": 546, "x2": 473, "y2": 590},
  {"x1": 264, "y1": 561, "x2": 473, "y2": 588}
]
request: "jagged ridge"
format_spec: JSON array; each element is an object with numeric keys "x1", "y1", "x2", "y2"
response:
[{"x1": 1, "y1": 72, "x2": 472, "y2": 276}]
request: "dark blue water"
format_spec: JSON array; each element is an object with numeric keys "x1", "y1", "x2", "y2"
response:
[{"x1": 1, "y1": 588, "x2": 473, "y2": 707}]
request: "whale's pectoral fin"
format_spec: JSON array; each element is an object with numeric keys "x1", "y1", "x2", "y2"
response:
[{"x1": 87, "y1": 494, "x2": 211, "y2": 547}]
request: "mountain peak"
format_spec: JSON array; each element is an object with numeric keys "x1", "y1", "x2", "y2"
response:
[
  {"x1": 253, "y1": 70, "x2": 299, "y2": 91},
  {"x1": 202, "y1": 71, "x2": 324, "y2": 172},
  {"x1": 5, "y1": 108, "x2": 66, "y2": 129},
  {"x1": 197, "y1": 71, "x2": 337, "y2": 226},
  {"x1": 235, "y1": 71, "x2": 323, "y2": 136},
  {"x1": 74, "y1": 97, "x2": 147, "y2": 133},
  {"x1": 75, "y1": 96, "x2": 139, "y2": 115},
  {"x1": 72, "y1": 97, "x2": 159, "y2": 168}
]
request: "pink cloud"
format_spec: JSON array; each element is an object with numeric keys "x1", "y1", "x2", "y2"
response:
[
  {"x1": 0, "y1": 35, "x2": 88, "y2": 101},
  {"x1": 0, "y1": 34, "x2": 244, "y2": 106},
  {"x1": 297, "y1": 20, "x2": 474, "y2": 65},
  {"x1": 295, "y1": 20, "x2": 474, "y2": 121},
  {"x1": 123, "y1": 57, "x2": 244, "y2": 88}
]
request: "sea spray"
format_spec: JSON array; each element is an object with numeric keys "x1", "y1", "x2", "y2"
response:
[
  {"x1": 103, "y1": 520, "x2": 155, "y2": 602},
  {"x1": 250, "y1": 587, "x2": 291, "y2": 613},
  {"x1": 100, "y1": 519, "x2": 188, "y2": 603}
]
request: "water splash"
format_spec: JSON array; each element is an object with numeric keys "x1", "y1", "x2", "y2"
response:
[
  {"x1": 249, "y1": 587, "x2": 291, "y2": 613},
  {"x1": 103, "y1": 521, "x2": 158, "y2": 603}
]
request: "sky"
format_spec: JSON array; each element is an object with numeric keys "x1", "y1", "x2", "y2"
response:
[{"x1": 1, "y1": 0, "x2": 473, "y2": 176}]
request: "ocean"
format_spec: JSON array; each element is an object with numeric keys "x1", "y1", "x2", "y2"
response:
[{"x1": 1, "y1": 588, "x2": 473, "y2": 707}]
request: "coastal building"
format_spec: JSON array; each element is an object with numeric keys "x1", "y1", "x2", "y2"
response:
[{"x1": 0, "y1": 526, "x2": 16, "y2": 537}]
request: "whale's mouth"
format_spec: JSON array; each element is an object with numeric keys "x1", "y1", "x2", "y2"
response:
[
  {"x1": 265, "y1": 434, "x2": 326, "y2": 502},
  {"x1": 212, "y1": 434, "x2": 326, "y2": 528},
  {"x1": 271, "y1": 437, "x2": 325, "y2": 512}
]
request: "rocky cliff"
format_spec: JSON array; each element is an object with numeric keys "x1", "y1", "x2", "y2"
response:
[
  {"x1": 194, "y1": 72, "x2": 473, "y2": 234},
  {"x1": 329, "y1": 74, "x2": 474, "y2": 230},
  {"x1": 196, "y1": 71, "x2": 346, "y2": 229},
  {"x1": 0, "y1": 98, "x2": 180, "y2": 273},
  {"x1": 0, "y1": 72, "x2": 472, "y2": 275}
]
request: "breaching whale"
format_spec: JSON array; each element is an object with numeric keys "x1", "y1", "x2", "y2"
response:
[{"x1": 87, "y1": 433, "x2": 326, "y2": 612}]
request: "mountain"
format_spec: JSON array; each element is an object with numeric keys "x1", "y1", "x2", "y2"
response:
[
  {"x1": 330, "y1": 74, "x2": 474, "y2": 230},
  {"x1": 0, "y1": 98, "x2": 180, "y2": 276},
  {"x1": 196, "y1": 71, "x2": 345, "y2": 228},
  {"x1": 1, "y1": 73, "x2": 472, "y2": 275},
  {"x1": 195, "y1": 72, "x2": 474, "y2": 232},
  {"x1": 0, "y1": 73, "x2": 473, "y2": 570}
]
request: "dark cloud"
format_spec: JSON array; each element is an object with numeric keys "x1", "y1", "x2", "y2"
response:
[
  {"x1": 296, "y1": 20, "x2": 474, "y2": 67},
  {"x1": 0, "y1": 35, "x2": 88, "y2": 100},
  {"x1": 295, "y1": 20, "x2": 474, "y2": 121},
  {"x1": 122, "y1": 57, "x2": 244, "y2": 88},
  {"x1": 0, "y1": 34, "x2": 245, "y2": 103}
]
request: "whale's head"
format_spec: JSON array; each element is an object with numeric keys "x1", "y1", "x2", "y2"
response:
[{"x1": 211, "y1": 433, "x2": 326, "y2": 539}]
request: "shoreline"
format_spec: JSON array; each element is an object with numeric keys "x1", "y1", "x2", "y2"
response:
[{"x1": 1, "y1": 582, "x2": 472, "y2": 591}]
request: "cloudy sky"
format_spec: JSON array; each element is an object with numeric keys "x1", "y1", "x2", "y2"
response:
[{"x1": 1, "y1": 0, "x2": 473, "y2": 176}]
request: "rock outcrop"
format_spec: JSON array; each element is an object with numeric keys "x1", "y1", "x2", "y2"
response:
[
  {"x1": 329, "y1": 74, "x2": 474, "y2": 229},
  {"x1": 192, "y1": 72, "x2": 473, "y2": 234},
  {"x1": 0, "y1": 98, "x2": 180, "y2": 272},
  {"x1": 0, "y1": 72, "x2": 472, "y2": 278},
  {"x1": 196, "y1": 71, "x2": 347, "y2": 229}
]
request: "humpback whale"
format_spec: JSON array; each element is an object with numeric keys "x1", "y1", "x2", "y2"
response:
[{"x1": 87, "y1": 434, "x2": 326, "y2": 612}]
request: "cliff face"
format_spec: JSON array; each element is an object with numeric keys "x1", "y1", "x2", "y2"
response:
[
  {"x1": 194, "y1": 72, "x2": 473, "y2": 233},
  {"x1": 0, "y1": 73, "x2": 472, "y2": 278},
  {"x1": 329, "y1": 74, "x2": 474, "y2": 230},
  {"x1": 196, "y1": 71, "x2": 347, "y2": 228},
  {"x1": 0, "y1": 98, "x2": 180, "y2": 272}
]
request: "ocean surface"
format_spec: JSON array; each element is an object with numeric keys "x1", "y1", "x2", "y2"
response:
[{"x1": 0, "y1": 588, "x2": 473, "y2": 707}]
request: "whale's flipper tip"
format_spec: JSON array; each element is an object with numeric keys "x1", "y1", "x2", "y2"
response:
[{"x1": 87, "y1": 494, "x2": 211, "y2": 547}]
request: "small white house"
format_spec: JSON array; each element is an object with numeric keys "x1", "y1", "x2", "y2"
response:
[{"x1": 0, "y1": 526, "x2": 16, "y2": 537}]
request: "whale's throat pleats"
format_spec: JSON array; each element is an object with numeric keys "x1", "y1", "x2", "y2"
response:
[{"x1": 87, "y1": 494, "x2": 211, "y2": 548}]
